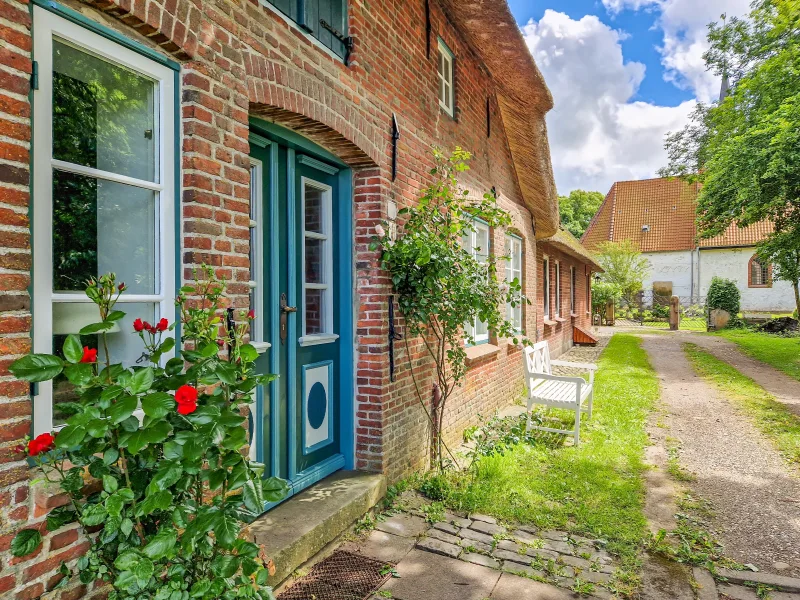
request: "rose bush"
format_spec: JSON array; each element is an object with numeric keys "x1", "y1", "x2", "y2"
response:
[{"x1": 10, "y1": 267, "x2": 288, "y2": 600}]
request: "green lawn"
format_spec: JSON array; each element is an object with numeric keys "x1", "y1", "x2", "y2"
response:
[
  {"x1": 715, "y1": 329, "x2": 800, "y2": 382},
  {"x1": 685, "y1": 343, "x2": 800, "y2": 466},
  {"x1": 420, "y1": 334, "x2": 659, "y2": 567}
]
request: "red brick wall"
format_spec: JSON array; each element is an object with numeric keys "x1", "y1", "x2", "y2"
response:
[
  {"x1": 537, "y1": 242, "x2": 595, "y2": 357},
  {"x1": 0, "y1": 0, "x2": 556, "y2": 595}
]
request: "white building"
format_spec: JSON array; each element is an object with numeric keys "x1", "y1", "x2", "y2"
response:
[{"x1": 582, "y1": 177, "x2": 795, "y2": 313}]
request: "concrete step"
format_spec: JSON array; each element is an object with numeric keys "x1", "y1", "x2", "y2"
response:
[{"x1": 246, "y1": 470, "x2": 386, "y2": 586}]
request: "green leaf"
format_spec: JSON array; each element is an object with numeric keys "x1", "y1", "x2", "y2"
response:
[
  {"x1": 215, "y1": 363, "x2": 237, "y2": 385},
  {"x1": 159, "y1": 337, "x2": 175, "y2": 355},
  {"x1": 211, "y1": 554, "x2": 240, "y2": 578},
  {"x1": 81, "y1": 503, "x2": 108, "y2": 527},
  {"x1": 137, "y1": 490, "x2": 172, "y2": 516},
  {"x1": 162, "y1": 440, "x2": 184, "y2": 460},
  {"x1": 147, "y1": 462, "x2": 183, "y2": 494},
  {"x1": 212, "y1": 514, "x2": 239, "y2": 549},
  {"x1": 105, "y1": 493, "x2": 126, "y2": 518},
  {"x1": 262, "y1": 477, "x2": 290, "y2": 503},
  {"x1": 102, "y1": 475, "x2": 119, "y2": 494},
  {"x1": 165, "y1": 357, "x2": 184, "y2": 376},
  {"x1": 128, "y1": 367, "x2": 154, "y2": 394},
  {"x1": 119, "y1": 421, "x2": 171, "y2": 455},
  {"x1": 207, "y1": 468, "x2": 226, "y2": 491},
  {"x1": 46, "y1": 507, "x2": 77, "y2": 531},
  {"x1": 120, "y1": 518, "x2": 134, "y2": 538},
  {"x1": 11, "y1": 529, "x2": 42, "y2": 557},
  {"x1": 190, "y1": 580, "x2": 212, "y2": 598},
  {"x1": 106, "y1": 310, "x2": 126, "y2": 322},
  {"x1": 142, "y1": 528, "x2": 177, "y2": 560},
  {"x1": 100, "y1": 385, "x2": 124, "y2": 402},
  {"x1": 115, "y1": 550, "x2": 141, "y2": 571},
  {"x1": 199, "y1": 342, "x2": 219, "y2": 358},
  {"x1": 108, "y1": 395, "x2": 138, "y2": 425},
  {"x1": 141, "y1": 392, "x2": 175, "y2": 419},
  {"x1": 9, "y1": 354, "x2": 64, "y2": 382},
  {"x1": 239, "y1": 344, "x2": 259, "y2": 362},
  {"x1": 241, "y1": 479, "x2": 264, "y2": 513},
  {"x1": 55, "y1": 425, "x2": 86, "y2": 448},
  {"x1": 63, "y1": 363, "x2": 93, "y2": 386},
  {"x1": 62, "y1": 335, "x2": 83, "y2": 364},
  {"x1": 103, "y1": 447, "x2": 119, "y2": 466},
  {"x1": 79, "y1": 321, "x2": 115, "y2": 335},
  {"x1": 86, "y1": 418, "x2": 108, "y2": 439}
]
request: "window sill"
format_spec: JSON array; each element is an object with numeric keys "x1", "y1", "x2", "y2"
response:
[
  {"x1": 570, "y1": 313, "x2": 578, "y2": 318},
  {"x1": 555, "y1": 317, "x2": 567, "y2": 323},
  {"x1": 299, "y1": 334, "x2": 339, "y2": 347},
  {"x1": 543, "y1": 319, "x2": 557, "y2": 327},
  {"x1": 250, "y1": 341, "x2": 271, "y2": 354},
  {"x1": 465, "y1": 343, "x2": 500, "y2": 365}
]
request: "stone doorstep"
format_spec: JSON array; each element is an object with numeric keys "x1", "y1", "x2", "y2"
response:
[{"x1": 246, "y1": 470, "x2": 386, "y2": 587}]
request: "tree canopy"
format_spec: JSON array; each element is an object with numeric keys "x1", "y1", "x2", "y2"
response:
[
  {"x1": 558, "y1": 189, "x2": 604, "y2": 239},
  {"x1": 594, "y1": 240, "x2": 650, "y2": 306},
  {"x1": 659, "y1": 0, "x2": 800, "y2": 314}
]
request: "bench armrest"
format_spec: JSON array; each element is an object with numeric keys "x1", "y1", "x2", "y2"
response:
[
  {"x1": 550, "y1": 360, "x2": 598, "y2": 371},
  {"x1": 529, "y1": 372, "x2": 585, "y2": 385}
]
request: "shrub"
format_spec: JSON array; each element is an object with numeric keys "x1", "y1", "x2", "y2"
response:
[
  {"x1": 9, "y1": 269, "x2": 288, "y2": 600},
  {"x1": 707, "y1": 277, "x2": 741, "y2": 316}
]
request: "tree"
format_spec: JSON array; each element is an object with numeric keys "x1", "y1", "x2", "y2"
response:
[
  {"x1": 591, "y1": 280, "x2": 621, "y2": 325},
  {"x1": 558, "y1": 190, "x2": 604, "y2": 239},
  {"x1": 659, "y1": 0, "x2": 800, "y2": 315},
  {"x1": 594, "y1": 240, "x2": 650, "y2": 306},
  {"x1": 372, "y1": 148, "x2": 524, "y2": 471}
]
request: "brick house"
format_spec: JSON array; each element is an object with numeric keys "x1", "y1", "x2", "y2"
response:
[
  {"x1": 583, "y1": 177, "x2": 795, "y2": 312},
  {"x1": 0, "y1": 0, "x2": 602, "y2": 595}
]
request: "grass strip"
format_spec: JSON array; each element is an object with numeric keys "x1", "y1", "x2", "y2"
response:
[
  {"x1": 685, "y1": 343, "x2": 800, "y2": 465},
  {"x1": 715, "y1": 329, "x2": 800, "y2": 382},
  {"x1": 418, "y1": 334, "x2": 659, "y2": 569}
]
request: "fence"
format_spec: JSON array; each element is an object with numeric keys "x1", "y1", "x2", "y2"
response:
[{"x1": 613, "y1": 292, "x2": 707, "y2": 331}]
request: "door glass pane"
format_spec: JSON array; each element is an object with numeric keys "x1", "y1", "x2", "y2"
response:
[
  {"x1": 304, "y1": 187, "x2": 324, "y2": 233},
  {"x1": 53, "y1": 38, "x2": 158, "y2": 182},
  {"x1": 305, "y1": 288, "x2": 325, "y2": 334},
  {"x1": 53, "y1": 171, "x2": 157, "y2": 294},
  {"x1": 52, "y1": 302, "x2": 156, "y2": 425},
  {"x1": 305, "y1": 238, "x2": 325, "y2": 284}
]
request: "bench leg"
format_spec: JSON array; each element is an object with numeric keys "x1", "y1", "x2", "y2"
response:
[
  {"x1": 525, "y1": 398, "x2": 533, "y2": 433},
  {"x1": 588, "y1": 387, "x2": 594, "y2": 419},
  {"x1": 574, "y1": 405, "x2": 581, "y2": 446}
]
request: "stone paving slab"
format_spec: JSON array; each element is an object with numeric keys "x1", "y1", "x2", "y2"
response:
[
  {"x1": 339, "y1": 529, "x2": 415, "y2": 564},
  {"x1": 490, "y1": 572, "x2": 581, "y2": 599},
  {"x1": 716, "y1": 568, "x2": 800, "y2": 592},
  {"x1": 375, "y1": 513, "x2": 428, "y2": 538},
  {"x1": 416, "y1": 537, "x2": 462, "y2": 558},
  {"x1": 380, "y1": 549, "x2": 500, "y2": 600}
]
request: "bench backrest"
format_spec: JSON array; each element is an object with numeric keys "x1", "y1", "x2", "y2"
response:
[{"x1": 523, "y1": 341, "x2": 552, "y2": 380}]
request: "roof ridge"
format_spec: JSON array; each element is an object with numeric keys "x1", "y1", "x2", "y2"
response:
[
  {"x1": 581, "y1": 183, "x2": 616, "y2": 245},
  {"x1": 608, "y1": 183, "x2": 618, "y2": 241}
]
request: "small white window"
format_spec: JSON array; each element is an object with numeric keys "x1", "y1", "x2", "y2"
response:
[
  {"x1": 543, "y1": 256, "x2": 551, "y2": 319},
  {"x1": 301, "y1": 177, "x2": 335, "y2": 342},
  {"x1": 505, "y1": 234, "x2": 523, "y2": 332},
  {"x1": 32, "y1": 8, "x2": 175, "y2": 435},
  {"x1": 248, "y1": 159, "x2": 269, "y2": 353},
  {"x1": 555, "y1": 261, "x2": 562, "y2": 317},
  {"x1": 463, "y1": 220, "x2": 490, "y2": 344},
  {"x1": 437, "y1": 38, "x2": 455, "y2": 116}
]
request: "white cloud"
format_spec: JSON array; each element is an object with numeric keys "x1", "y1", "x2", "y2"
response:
[
  {"x1": 522, "y1": 10, "x2": 695, "y2": 195},
  {"x1": 601, "y1": 0, "x2": 750, "y2": 103}
]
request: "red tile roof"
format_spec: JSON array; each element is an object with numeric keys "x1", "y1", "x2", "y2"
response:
[{"x1": 582, "y1": 177, "x2": 773, "y2": 252}]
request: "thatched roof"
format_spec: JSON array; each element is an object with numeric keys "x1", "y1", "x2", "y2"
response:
[
  {"x1": 440, "y1": 0, "x2": 559, "y2": 239},
  {"x1": 541, "y1": 228, "x2": 604, "y2": 272}
]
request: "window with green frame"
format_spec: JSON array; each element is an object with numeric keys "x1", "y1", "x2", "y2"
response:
[{"x1": 265, "y1": 0, "x2": 349, "y2": 59}]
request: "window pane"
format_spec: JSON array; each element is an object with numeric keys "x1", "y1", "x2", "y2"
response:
[
  {"x1": 305, "y1": 288, "x2": 325, "y2": 334},
  {"x1": 304, "y1": 186, "x2": 324, "y2": 233},
  {"x1": 52, "y1": 302, "x2": 156, "y2": 425},
  {"x1": 53, "y1": 170, "x2": 157, "y2": 294},
  {"x1": 475, "y1": 226, "x2": 489, "y2": 260},
  {"x1": 53, "y1": 39, "x2": 158, "y2": 182},
  {"x1": 476, "y1": 319, "x2": 488, "y2": 339},
  {"x1": 305, "y1": 238, "x2": 325, "y2": 284}
]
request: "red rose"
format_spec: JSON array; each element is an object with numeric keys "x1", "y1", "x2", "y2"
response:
[
  {"x1": 142, "y1": 321, "x2": 153, "y2": 333},
  {"x1": 80, "y1": 347, "x2": 98, "y2": 363},
  {"x1": 118, "y1": 282, "x2": 126, "y2": 292},
  {"x1": 175, "y1": 385, "x2": 198, "y2": 405},
  {"x1": 247, "y1": 310, "x2": 256, "y2": 320},
  {"x1": 28, "y1": 432, "x2": 55, "y2": 456},
  {"x1": 177, "y1": 401, "x2": 197, "y2": 415},
  {"x1": 133, "y1": 318, "x2": 145, "y2": 332},
  {"x1": 156, "y1": 318, "x2": 169, "y2": 332}
]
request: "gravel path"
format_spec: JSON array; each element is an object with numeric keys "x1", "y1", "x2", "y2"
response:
[
  {"x1": 641, "y1": 333, "x2": 800, "y2": 577},
  {"x1": 679, "y1": 332, "x2": 800, "y2": 417}
]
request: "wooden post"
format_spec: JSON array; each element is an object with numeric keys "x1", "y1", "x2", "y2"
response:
[
  {"x1": 605, "y1": 299, "x2": 615, "y2": 325},
  {"x1": 669, "y1": 295, "x2": 680, "y2": 331}
]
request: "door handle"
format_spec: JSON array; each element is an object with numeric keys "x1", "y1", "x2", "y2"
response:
[
  {"x1": 279, "y1": 293, "x2": 295, "y2": 344},
  {"x1": 282, "y1": 305, "x2": 298, "y2": 314}
]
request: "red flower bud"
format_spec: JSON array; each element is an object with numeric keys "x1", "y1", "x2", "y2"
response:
[
  {"x1": 118, "y1": 282, "x2": 126, "y2": 291},
  {"x1": 156, "y1": 318, "x2": 169, "y2": 332},
  {"x1": 80, "y1": 347, "x2": 98, "y2": 363},
  {"x1": 247, "y1": 309, "x2": 256, "y2": 320},
  {"x1": 133, "y1": 318, "x2": 145, "y2": 332}
]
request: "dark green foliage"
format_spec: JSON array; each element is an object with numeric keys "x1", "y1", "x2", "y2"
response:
[
  {"x1": 558, "y1": 190, "x2": 604, "y2": 239},
  {"x1": 707, "y1": 277, "x2": 741, "y2": 316}
]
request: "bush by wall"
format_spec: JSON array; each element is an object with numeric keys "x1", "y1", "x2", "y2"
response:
[{"x1": 707, "y1": 277, "x2": 741, "y2": 316}]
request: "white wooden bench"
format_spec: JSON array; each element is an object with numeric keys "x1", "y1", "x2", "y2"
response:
[{"x1": 523, "y1": 341, "x2": 597, "y2": 445}]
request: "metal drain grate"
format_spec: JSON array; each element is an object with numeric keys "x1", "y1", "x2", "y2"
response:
[{"x1": 277, "y1": 550, "x2": 395, "y2": 600}]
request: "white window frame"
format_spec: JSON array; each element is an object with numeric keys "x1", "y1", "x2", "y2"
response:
[
  {"x1": 543, "y1": 256, "x2": 551, "y2": 319},
  {"x1": 570, "y1": 266, "x2": 576, "y2": 315},
  {"x1": 437, "y1": 38, "x2": 455, "y2": 117},
  {"x1": 299, "y1": 176, "x2": 338, "y2": 346},
  {"x1": 464, "y1": 220, "x2": 490, "y2": 344},
  {"x1": 248, "y1": 159, "x2": 270, "y2": 354},
  {"x1": 32, "y1": 8, "x2": 176, "y2": 435},
  {"x1": 505, "y1": 234, "x2": 523, "y2": 332},
  {"x1": 555, "y1": 261, "x2": 562, "y2": 317}
]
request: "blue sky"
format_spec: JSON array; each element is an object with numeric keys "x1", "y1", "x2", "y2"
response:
[{"x1": 509, "y1": 0, "x2": 748, "y2": 195}]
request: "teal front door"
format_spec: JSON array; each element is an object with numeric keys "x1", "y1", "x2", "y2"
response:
[{"x1": 248, "y1": 126, "x2": 350, "y2": 505}]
